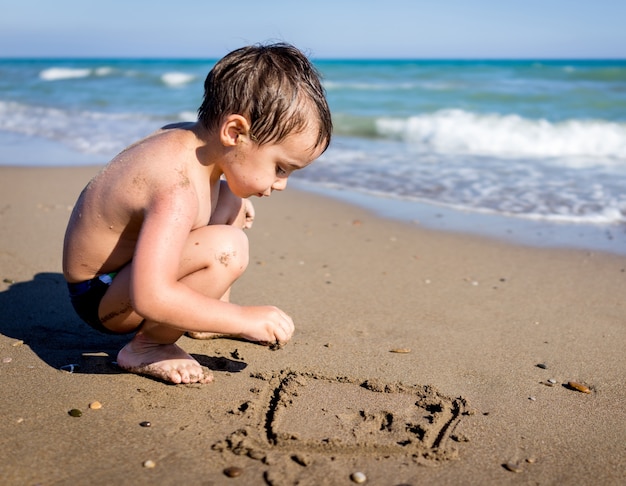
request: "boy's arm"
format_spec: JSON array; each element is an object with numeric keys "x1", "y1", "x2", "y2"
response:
[
  {"x1": 209, "y1": 180, "x2": 255, "y2": 229},
  {"x1": 130, "y1": 183, "x2": 291, "y2": 343}
]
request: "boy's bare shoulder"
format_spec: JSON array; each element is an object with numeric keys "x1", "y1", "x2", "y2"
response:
[
  {"x1": 89, "y1": 124, "x2": 209, "y2": 212},
  {"x1": 119, "y1": 123, "x2": 201, "y2": 161}
]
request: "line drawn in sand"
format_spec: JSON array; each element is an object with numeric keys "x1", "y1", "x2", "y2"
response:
[{"x1": 213, "y1": 370, "x2": 470, "y2": 465}]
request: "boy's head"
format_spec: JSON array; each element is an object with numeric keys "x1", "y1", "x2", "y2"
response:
[{"x1": 198, "y1": 43, "x2": 332, "y2": 153}]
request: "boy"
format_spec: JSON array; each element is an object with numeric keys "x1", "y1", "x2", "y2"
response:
[{"x1": 62, "y1": 43, "x2": 332, "y2": 384}]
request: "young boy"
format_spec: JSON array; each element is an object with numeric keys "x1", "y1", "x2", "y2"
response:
[{"x1": 62, "y1": 43, "x2": 332, "y2": 385}]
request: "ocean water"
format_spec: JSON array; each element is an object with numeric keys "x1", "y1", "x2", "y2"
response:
[{"x1": 1, "y1": 58, "x2": 625, "y2": 252}]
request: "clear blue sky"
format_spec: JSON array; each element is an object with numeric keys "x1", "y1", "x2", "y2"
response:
[{"x1": 1, "y1": 0, "x2": 624, "y2": 59}]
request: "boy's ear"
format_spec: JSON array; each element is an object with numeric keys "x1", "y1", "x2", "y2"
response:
[{"x1": 220, "y1": 114, "x2": 251, "y2": 147}]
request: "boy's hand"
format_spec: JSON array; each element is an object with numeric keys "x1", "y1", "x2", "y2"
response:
[
  {"x1": 243, "y1": 199, "x2": 255, "y2": 229},
  {"x1": 239, "y1": 305, "x2": 294, "y2": 346}
]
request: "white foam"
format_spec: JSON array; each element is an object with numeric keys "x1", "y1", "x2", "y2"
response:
[
  {"x1": 376, "y1": 109, "x2": 626, "y2": 161},
  {"x1": 39, "y1": 67, "x2": 92, "y2": 81},
  {"x1": 94, "y1": 67, "x2": 115, "y2": 76},
  {"x1": 0, "y1": 100, "x2": 156, "y2": 156},
  {"x1": 161, "y1": 72, "x2": 196, "y2": 87}
]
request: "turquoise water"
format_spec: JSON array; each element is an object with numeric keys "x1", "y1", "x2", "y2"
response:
[{"x1": 1, "y1": 58, "x2": 625, "y2": 237}]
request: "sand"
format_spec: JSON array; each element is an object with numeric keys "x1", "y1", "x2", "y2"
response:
[{"x1": 1, "y1": 166, "x2": 624, "y2": 485}]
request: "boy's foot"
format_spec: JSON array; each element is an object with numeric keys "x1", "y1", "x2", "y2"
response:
[
  {"x1": 117, "y1": 339, "x2": 213, "y2": 384},
  {"x1": 186, "y1": 331, "x2": 229, "y2": 340}
]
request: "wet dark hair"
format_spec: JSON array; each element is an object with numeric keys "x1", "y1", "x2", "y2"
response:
[{"x1": 198, "y1": 43, "x2": 332, "y2": 152}]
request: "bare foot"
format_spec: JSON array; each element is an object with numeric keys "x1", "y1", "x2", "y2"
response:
[
  {"x1": 186, "y1": 331, "x2": 229, "y2": 340},
  {"x1": 117, "y1": 337, "x2": 213, "y2": 385}
]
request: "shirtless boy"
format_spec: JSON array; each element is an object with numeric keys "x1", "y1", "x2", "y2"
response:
[{"x1": 62, "y1": 43, "x2": 332, "y2": 384}]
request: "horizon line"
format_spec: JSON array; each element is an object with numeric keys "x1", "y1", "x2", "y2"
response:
[{"x1": 1, "y1": 55, "x2": 625, "y2": 62}]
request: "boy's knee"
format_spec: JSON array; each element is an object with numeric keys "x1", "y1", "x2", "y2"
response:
[{"x1": 211, "y1": 225, "x2": 249, "y2": 271}]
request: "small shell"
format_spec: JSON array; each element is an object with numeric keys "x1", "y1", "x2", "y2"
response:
[
  {"x1": 390, "y1": 348, "x2": 411, "y2": 354},
  {"x1": 503, "y1": 462, "x2": 522, "y2": 473},
  {"x1": 223, "y1": 466, "x2": 243, "y2": 478},
  {"x1": 142, "y1": 459, "x2": 156, "y2": 468},
  {"x1": 351, "y1": 471, "x2": 367, "y2": 483},
  {"x1": 89, "y1": 401, "x2": 102, "y2": 410},
  {"x1": 567, "y1": 381, "x2": 591, "y2": 394},
  {"x1": 68, "y1": 408, "x2": 82, "y2": 417}
]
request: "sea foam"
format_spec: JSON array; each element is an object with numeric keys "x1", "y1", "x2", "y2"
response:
[
  {"x1": 39, "y1": 67, "x2": 92, "y2": 81},
  {"x1": 376, "y1": 109, "x2": 626, "y2": 161},
  {"x1": 161, "y1": 72, "x2": 196, "y2": 87}
]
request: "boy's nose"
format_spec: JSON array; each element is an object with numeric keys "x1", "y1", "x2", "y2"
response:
[{"x1": 272, "y1": 178, "x2": 288, "y2": 192}]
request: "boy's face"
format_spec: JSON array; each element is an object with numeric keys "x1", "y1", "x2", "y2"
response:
[{"x1": 223, "y1": 125, "x2": 324, "y2": 199}]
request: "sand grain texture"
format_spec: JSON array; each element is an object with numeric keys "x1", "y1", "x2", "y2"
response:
[{"x1": 1, "y1": 166, "x2": 625, "y2": 485}]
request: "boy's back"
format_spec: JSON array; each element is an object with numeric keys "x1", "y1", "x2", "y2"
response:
[
  {"x1": 64, "y1": 123, "x2": 215, "y2": 283},
  {"x1": 62, "y1": 43, "x2": 332, "y2": 385}
]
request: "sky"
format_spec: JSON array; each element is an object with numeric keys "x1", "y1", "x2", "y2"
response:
[{"x1": 0, "y1": 0, "x2": 624, "y2": 59}]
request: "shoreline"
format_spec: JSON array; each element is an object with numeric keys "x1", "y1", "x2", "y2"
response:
[
  {"x1": 2, "y1": 160, "x2": 624, "y2": 257},
  {"x1": 1, "y1": 165, "x2": 625, "y2": 485},
  {"x1": 292, "y1": 179, "x2": 626, "y2": 257}
]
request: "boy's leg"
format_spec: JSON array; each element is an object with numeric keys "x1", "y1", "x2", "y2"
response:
[
  {"x1": 188, "y1": 190, "x2": 253, "y2": 340},
  {"x1": 100, "y1": 224, "x2": 249, "y2": 384}
]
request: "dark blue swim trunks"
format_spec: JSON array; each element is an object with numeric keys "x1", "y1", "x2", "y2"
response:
[{"x1": 67, "y1": 272, "x2": 128, "y2": 335}]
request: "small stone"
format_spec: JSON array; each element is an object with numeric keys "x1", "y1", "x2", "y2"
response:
[
  {"x1": 567, "y1": 381, "x2": 591, "y2": 394},
  {"x1": 526, "y1": 457, "x2": 536, "y2": 464},
  {"x1": 351, "y1": 471, "x2": 367, "y2": 483},
  {"x1": 68, "y1": 408, "x2": 82, "y2": 417},
  {"x1": 269, "y1": 341, "x2": 284, "y2": 351},
  {"x1": 142, "y1": 459, "x2": 156, "y2": 468},
  {"x1": 536, "y1": 363, "x2": 548, "y2": 369},
  {"x1": 89, "y1": 401, "x2": 102, "y2": 410},
  {"x1": 2, "y1": 357, "x2": 12, "y2": 364},
  {"x1": 547, "y1": 378, "x2": 557, "y2": 384},
  {"x1": 291, "y1": 453, "x2": 312, "y2": 466},
  {"x1": 247, "y1": 449, "x2": 265, "y2": 461},
  {"x1": 390, "y1": 348, "x2": 411, "y2": 354},
  {"x1": 223, "y1": 466, "x2": 243, "y2": 478},
  {"x1": 528, "y1": 396, "x2": 536, "y2": 401},
  {"x1": 503, "y1": 462, "x2": 522, "y2": 473},
  {"x1": 12, "y1": 340, "x2": 24, "y2": 347},
  {"x1": 139, "y1": 421, "x2": 151, "y2": 427}
]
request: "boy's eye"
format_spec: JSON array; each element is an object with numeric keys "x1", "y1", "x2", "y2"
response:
[{"x1": 276, "y1": 165, "x2": 288, "y2": 176}]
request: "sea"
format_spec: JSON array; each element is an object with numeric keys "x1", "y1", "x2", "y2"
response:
[{"x1": 1, "y1": 58, "x2": 625, "y2": 254}]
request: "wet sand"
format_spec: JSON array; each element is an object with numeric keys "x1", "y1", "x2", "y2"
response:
[{"x1": 1, "y1": 166, "x2": 624, "y2": 485}]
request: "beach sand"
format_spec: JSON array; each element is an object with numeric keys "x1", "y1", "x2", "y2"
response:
[{"x1": 1, "y1": 166, "x2": 624, "y2": 485}]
